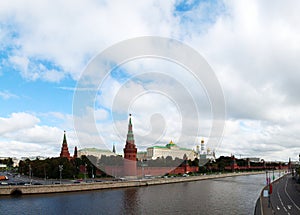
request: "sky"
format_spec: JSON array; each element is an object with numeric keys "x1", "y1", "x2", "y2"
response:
[{"x1": 1, "y1": 0, "x2": 300, "y2": 162}]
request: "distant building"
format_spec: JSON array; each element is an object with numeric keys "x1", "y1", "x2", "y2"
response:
[
  {"x1": 77, "y1": 148, "x2": 116, "y2": 158},
  {"x1": 247, "y1": 157, "x2": 261, "y2": 162},
  {"x1": 0, "y1": 164, "x2": 7, "y2": 168},
  {"x1": 146, "y1": 140, "x2": 197, "y2": 160},
  {"x1": 197, "y1": 139, "x2": 216, "y2": 165},
  {"x1": 20, "y1": 156, "x2": 47, "y2": 161},
  {"x1": 0, "y1": 157, "x2": 20, "y2": 167},
  {"x1": 137, "y1": 152, "x2": 147, "y2": 161}
]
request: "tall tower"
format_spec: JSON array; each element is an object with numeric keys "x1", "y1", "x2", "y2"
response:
[
  {"x1": 123, "y1": 114, "x2": 137, "y2": 177},
  {"x1": 60, "y1": 131, "x2": 71, "y2": 160}
]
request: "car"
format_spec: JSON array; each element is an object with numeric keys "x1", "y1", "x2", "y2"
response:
[
  {"x1": 8, "y1": 182, "x2": 17, "y2": 185},
  {"x1": 17, "y1": 182, "x2": 25, "y2": 185},
  {"x1": 33, "y1": 182, "x2": 43, "y2": 185}
]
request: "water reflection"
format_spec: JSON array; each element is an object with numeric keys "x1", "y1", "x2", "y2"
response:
[{"x1": 123, "y1": 188, "x2": 140, "y2": 215}]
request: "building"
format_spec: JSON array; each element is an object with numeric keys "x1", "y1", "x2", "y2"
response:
[
  {"x1": 123, "y1": 114, "x2": 137, "y2": 177},
  {"x1": 0, "y1": 157, "x2": 20, "y2": 167},
  {"x1": 146, "y1": 140, "x2": 197, "y2": 160},
  {"x1": 0, "y1": 164, "x2": 7, "y2": 169},
  {"x1": 77, "y1": 148, "x2": 116, "y2": 158},
  {"x1": 197, "y1": 139, "x2": 216, "y2": 165}
]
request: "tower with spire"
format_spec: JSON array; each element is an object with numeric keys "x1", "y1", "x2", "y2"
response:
[
  {"x1": 123, "y1": 114, "x2": 137, "y2": 177},
  {"x1": 112, "y1": 144, "x2": 116, "y2": 154},
  {"x1": 60, "y1": 131, "x2": 71, "y2": 160},
  {"x1": 73, "y1": 146, "x2": 78, "y2": 159}
]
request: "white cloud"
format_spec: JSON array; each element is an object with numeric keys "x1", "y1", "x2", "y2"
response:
[
  {"x1": 0, "y1": 90, "x2": 18, "y2": 100},
  {"x1": 1, "y1": 1, "x2": 300, "y2": 161},
  {"x1": 0, "y1": 0, "x2": 179, "y2": 81},
  {"x1": 0, "y1": 112, "x2": 40, "y2": 135},
  {"x1": 0, "y1": 112, "x2": 78, "y2": 158}
]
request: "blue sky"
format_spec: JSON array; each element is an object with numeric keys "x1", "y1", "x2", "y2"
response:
[{"x1": 1, "y1": 0, "x2": 300, "y2": 161}]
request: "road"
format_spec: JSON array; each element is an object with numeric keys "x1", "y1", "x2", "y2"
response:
[{"x1": 269, "y1": 174, "x2": 300, "y2": 215}]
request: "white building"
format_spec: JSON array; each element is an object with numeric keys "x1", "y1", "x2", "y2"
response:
[
  {"x1": 197, "y1": 139, "x2": 216, "y2": 165},
  {"x1": 78, "y1": 148, "x2": 116, "y2": 159},
  {"x1": 146, "y1": 140, "x2": 197, "y2": 160},
  {"x1": 0, "y1": 157, "x2": 20, "y2": 167}
]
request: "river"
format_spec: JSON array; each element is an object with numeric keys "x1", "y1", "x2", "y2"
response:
[{"x1": 0, "y1": 173, "x2": 266, "y2": 215}]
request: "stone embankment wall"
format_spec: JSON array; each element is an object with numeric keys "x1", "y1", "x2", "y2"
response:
[{"x1": 0, "y1": 172, "x2": 263, "y2": 196}]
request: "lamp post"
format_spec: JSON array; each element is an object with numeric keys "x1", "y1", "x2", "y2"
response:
[
  {"x1": 84, "y1": 163, "x2": 87, "y2": 182},
  {"x1": 59, "y1": 165, "x2": 63, "y2": 184},
  {"x1": 266, "y1": 170, "x2": 271, "y2": 208},
  {"x1": 44, "y1": 166, "x2": 47, "y2": 184},
  {"x1": 29, "y1": 164, "x2": 32, "y2": 184},
  {"x1": 91, "y1": 165, "x2": 94, "y2": 181}
]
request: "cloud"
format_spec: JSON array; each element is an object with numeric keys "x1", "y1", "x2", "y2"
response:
[
  {"x1": 0, "y1": 112, "x2": 40, "y2": 135},
  {"x1": 1, "y1": 1, "x2": 300, "y2": 162},
  {"x1": 0, "y1": 0, "x2": 179, "y2": 81},
  {"x1": 0, "y1": 90, "x2": 18, "y2": 100},
  {"x1": 0, "y1": 112, "x2": 78, "y2": 158}
]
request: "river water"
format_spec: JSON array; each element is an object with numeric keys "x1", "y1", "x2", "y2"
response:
[{"x1": 0, "y1": 173, "x2": 266, "y2": 215}]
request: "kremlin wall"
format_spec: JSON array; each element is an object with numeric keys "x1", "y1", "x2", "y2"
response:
[{"x1": 59, "y1": 114, "x2": 290, "y2": 179}]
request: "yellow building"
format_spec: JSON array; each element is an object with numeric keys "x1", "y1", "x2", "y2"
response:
[
  {"x1": 78, "y1": 148, "x2": 116, "y2": 159},
  {"x1": 146, "y1": 141, "x2": 197, "y2": 160}
]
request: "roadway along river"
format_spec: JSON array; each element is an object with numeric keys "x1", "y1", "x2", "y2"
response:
[{"x1": 0, "y1": 173, "x2": 267, "y2": 215}]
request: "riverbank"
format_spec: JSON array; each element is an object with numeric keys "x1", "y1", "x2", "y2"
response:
[{"x1": 0, "y1": 171, "x2": 264, "y2": 196}]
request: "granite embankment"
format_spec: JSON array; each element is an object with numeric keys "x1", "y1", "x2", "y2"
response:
[{"x1": 0, "y1": 171, "x2": 264, "y2": 196}]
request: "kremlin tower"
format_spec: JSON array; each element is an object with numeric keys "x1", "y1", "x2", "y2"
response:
[
  {"x1": 60, "y1": 131, "x2": 71, "y2": 160},
  {"x1": 73, "y1": 146, "x2": 78, "y2": 159},
  {"x1": 123, "y1": 114, "x2": 137, "y2": 177}
]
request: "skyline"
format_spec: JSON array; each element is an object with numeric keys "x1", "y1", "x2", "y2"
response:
[{"x1": 1, "y1": 1, "x2": 300, "y2": 161}]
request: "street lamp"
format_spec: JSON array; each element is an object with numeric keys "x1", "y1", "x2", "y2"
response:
[
  {"x1": 91, "y1": 165, "x2": 94, "y2": 181},
  {"x1": 84, "y1": 163, "x2": 87, "y2": 182},
  {"x1": 29, "y1": 164, "x2": 32, "y2": 184},
  {"x1": 59, "y1": 165, "x2": 63, "y2": 184}
]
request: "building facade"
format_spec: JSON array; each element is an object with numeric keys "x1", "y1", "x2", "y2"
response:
[
  {"x1": 77, "y1": 148, "x2": 116, "y2": 158},
  {"x1": 146, "y1": 140, "x2": 197, "y2": 160}
]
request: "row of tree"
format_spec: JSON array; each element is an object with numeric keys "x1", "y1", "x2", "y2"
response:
[
  {"x1": 18, "y1": 156, "x2": 96, "y2": 179},
  {"x1": 0, "y1": 157, "x2": 14, "y2": 168}
]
